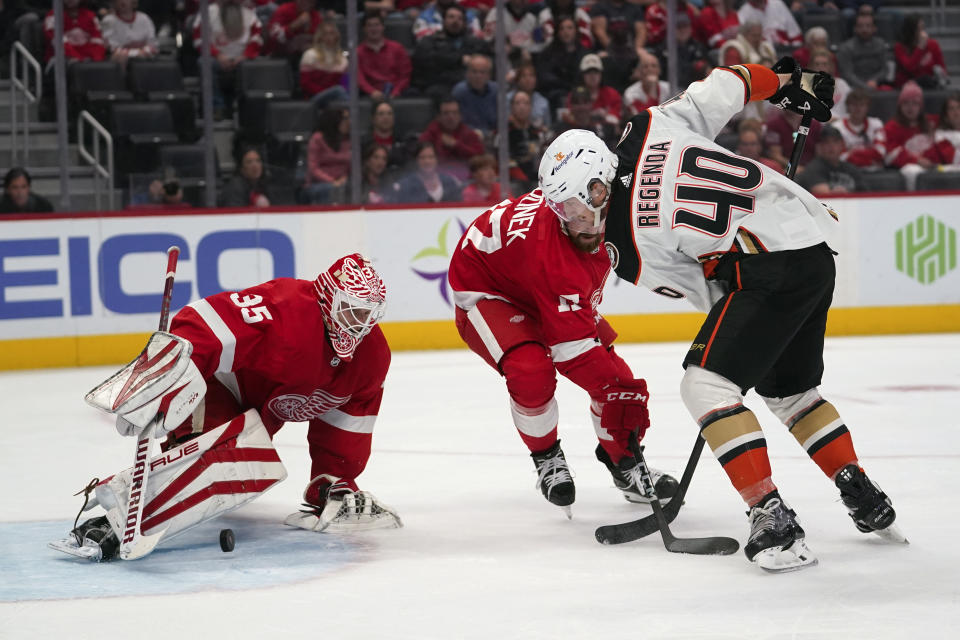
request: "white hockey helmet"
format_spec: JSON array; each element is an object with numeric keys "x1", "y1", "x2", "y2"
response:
[
  {"x1": 314, "y1": 253, "x2": 387, "y2": 361},
  {"x1": 538, "y1": 129, "x2": 619, "y2": 234}
]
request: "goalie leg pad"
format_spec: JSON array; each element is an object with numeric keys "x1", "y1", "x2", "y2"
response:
[{"x1": 95, "y1": 409, "x2": 287, "y2": 548}]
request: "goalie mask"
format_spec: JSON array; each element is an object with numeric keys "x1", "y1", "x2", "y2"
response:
[
  {"x1": 314, "y1": 254, "x2": 387, "y2": 360},
  {"x1": 538, "y1": 129, "x2": 619, "y2": 235}
]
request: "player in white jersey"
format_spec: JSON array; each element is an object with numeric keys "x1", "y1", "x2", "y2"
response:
[{"x1": 603, "y1": 58, "x2": 904, "y2": 572}]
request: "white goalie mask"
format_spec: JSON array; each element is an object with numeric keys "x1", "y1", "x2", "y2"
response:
[
  {"x1": 538, "y1": 129, "x2": 619, "y2": 235},
  {"x1": 314, "y1": 254, "x2": 387, "y2": 361}
]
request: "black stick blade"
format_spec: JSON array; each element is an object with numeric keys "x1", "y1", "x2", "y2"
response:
[
  {"x1": 594, "y1": 493, "x2": 685, "y2": 545},
  {"x1": 665, "y1": 536, "x2": 740, "y2": 556}
]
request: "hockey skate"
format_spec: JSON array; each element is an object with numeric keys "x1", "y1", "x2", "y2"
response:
[
  {"x1": 48, "y1": 515, "x2": 120, "y2": 562},
  {"x1": 531, "y1": 440, "x2": 575, "y2": 518},
  {"x1": 744, "y1": 491, "x2": 817, "y2": 573},
  {"x1": 595, "y1": 444, "x2": 679, "y2": 505},
  {"x1": 835, "y1": 464, "x2": 907, "y2": 544}
]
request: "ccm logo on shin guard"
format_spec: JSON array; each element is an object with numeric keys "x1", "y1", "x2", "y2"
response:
[
  {"x1": 606, "y1": 391, "x2": 647, "y2": 402},
  {"x1": 150, "y1": 440, "x2": 200, "y2": 471},
  {"x1": 123, "y1": 438, "x2": 150, "y2": 544}
]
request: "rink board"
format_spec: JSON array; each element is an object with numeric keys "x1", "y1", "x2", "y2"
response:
[{"x1": 0, "y1": 194, "x2": 958, "y2": 369}]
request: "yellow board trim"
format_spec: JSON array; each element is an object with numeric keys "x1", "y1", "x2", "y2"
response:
[{"x1": 1, "y1": 304, "x2": 958, "y2": 371}]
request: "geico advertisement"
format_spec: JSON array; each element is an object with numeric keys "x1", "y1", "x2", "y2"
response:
[
  {"x1": 2, "y1": 197, "x2": 958, "y2": 341},
  {"x1": 0, "y1": 211, "x2": 365, "y2": 340},
  {"x1": 366, "y1": 207, "x2": 704, "y2": 322}
]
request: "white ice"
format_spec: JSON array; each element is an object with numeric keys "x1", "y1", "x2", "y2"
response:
[{"x1": 2, "y1": 334, "x2": 959, "y2": 639}]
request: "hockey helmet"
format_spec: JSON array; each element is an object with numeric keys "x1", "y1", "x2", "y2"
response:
[
  {"x1": 538, "y1": 129, "x2": 618, "y2": 234},
  {"x1": 314, "y1": 253, "x2": 387, "y2": 360}
]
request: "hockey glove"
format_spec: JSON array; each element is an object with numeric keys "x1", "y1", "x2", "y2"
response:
[
  {"x1": 285, "y1": 475, "x2": 403, "y2": 532},
  {"x1": 768, "y1": 56, "x2": 834, "y2": 122},
  {"x1": 600, "y1": 378, "x2": 651, "y2": 441}
]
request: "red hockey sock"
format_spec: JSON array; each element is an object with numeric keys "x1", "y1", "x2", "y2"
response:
[
  {"x1": 787, "y1": 400, "x2": 858, "y2": 479},
  {"x1": 701, "y1": 405, "x2": 776, "y2": 505}
]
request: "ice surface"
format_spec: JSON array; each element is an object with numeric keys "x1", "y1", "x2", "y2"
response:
[{"x1": 1, "y1": 334, "x2": 958, "y2": 639}]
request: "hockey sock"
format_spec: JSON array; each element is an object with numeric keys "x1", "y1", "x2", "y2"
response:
[
  {"x1": 786, "y1": 399, "x2": 858, "y2": 479},
  {"x1": 512, "y1": 398, "x2": 560, "y2": 452},
  {"x1": 700, "y1": 404, "x2": 776, "y2": 506},
  {"x1": 502, "y1": 343, "x2": 560, "y2": 453}
]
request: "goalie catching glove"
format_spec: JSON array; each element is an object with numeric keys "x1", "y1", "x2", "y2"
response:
[
  {"x1": 768, "y1": 56, "x2": 834, "y2": 123},
  {"x1": 284, "y1": 475, "x2": 403, "y2": 533},
  {"x1": 600, "y1": 378, "x2": 650, "y2": 441},
  {"x1": 84, "y1": 331, "x2": 206, "y2": 437}
]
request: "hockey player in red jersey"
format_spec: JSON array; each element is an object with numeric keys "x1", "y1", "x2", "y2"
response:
[
  {"x1": 602, "y1": 58, "x2": 904, "y2": 571},
  {"x1": 52, "y1": 254, "x2": 401, "y2": 561},
  {"x1": 448, "y1": 130, "x2": 679, "y2": 517}
]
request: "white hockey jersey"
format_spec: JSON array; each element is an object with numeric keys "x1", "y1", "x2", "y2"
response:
[{"x1": 605, "y1": 65, "x2": 839, "y2": 312}]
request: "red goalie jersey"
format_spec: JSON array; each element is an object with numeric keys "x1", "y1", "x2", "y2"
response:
[
  {"x1": 448, "y1": 190, "x2": 625, "y2": 395},
  {"x1": 168, "y1": 277, "x2": 391, "y2": 488}
]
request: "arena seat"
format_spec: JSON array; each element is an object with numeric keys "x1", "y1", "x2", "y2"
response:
[
  {"x1": 801, "y1": 12, "x2": 848, "y2": 46},
  {"x1": 68, "y1": 61, "x2": 133, "y2": 126},
  {"x1": 237, "y1": 59, "x2": 294, "y2": 143},
  {"x1": 916, "y1": 170, "x2": 960, "y2": 191},
  {"x1": 111, "y1": 102, "x2": 178, "y2": 177},
  {"x1": 392, "y1": 97, "x2": 435, "y2": 139},
  {"x1": 127, "y1": 59, "x2": 196, "y2": 141},
  {"x1": 859, "y1": 169, "x2": 906, "y2": 192}
]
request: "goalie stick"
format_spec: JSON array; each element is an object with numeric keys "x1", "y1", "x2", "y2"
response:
[
  {"x1": 596, "y1": 437, "x2": 738, "y2": 556},
  {"x1": 115, "y1": 246, "x2": 180, "y2": 560}
]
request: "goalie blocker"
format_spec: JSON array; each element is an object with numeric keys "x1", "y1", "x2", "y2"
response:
[
  {"x1": 84, "y1": 331, "x2": 206, "y2": 437},
  {"x1": 50, "y1": 409, "x2": 287, "y2": 561}
]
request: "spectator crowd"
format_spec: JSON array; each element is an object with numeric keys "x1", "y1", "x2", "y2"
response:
[{"x1": 1, "y1": 0, "x2": 958, "y2": 213}]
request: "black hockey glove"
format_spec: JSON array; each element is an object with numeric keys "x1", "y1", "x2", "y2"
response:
[{"x1": 767, "y1": 56, "x2": 834, "y2": 122}]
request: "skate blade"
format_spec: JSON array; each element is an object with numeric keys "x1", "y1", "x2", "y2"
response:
[
  {"x1": 623, "y1": 493, "x2": 674, "y2": 507},
  {"x1": 754, "y1": 539, "x2": 818, "y2": 573},
  {"x1": 561, "y1": 506, "x2": 572, "y2": 520},
  {"x1": 873, "y1": 523, "x2": 908, "y2": 544},
  {"x1": 48, "y1": 538, "x2": 103, "y2": 562}
]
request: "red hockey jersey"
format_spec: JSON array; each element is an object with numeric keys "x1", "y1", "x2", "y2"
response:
[
  {"x1": 449, "y1": 191, "x2": 625, "y2": 394},
  {"x1": 169, "y1": 277, "x2": 390, "y2": 484}
]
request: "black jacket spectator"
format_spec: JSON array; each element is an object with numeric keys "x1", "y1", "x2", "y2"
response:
[
  {"x1": 218, "y1": 148, "x2": 279, "y2": 208},
  {"x1": 411, "y1": 5, "x2": 491, "y2": 102},
  {"x1": 0, "y1": 167, "x2": 54, "y2": 214},
  {"x1": 535, "y1": 16, "x2": 588, "y2": 108},
  {"x1": 797, "y1": 126, "x2": 864, "y2": 195}
]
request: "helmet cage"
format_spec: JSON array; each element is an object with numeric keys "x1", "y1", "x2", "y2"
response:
[{"x1": 328, "y1": 288, "x2": 386, "y2": 340}]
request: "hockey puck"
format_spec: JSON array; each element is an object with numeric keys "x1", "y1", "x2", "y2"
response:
[{"x1": 219, "y1": 528, "x2": 235, "y2": 552}]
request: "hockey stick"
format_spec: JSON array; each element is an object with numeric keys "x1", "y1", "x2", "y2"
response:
[
  {"x1": 598, "y1": 440, "x2": 738, "y2": 555},
  {"x1": 116, "y1": 246, "x2": 180, "y2": 560},
  {"x1": 785, "y1": 113, "x2": 813, "y2": 180},
  {"x1": 595, "y1": 435, "x2": 704, "y2": 545}
]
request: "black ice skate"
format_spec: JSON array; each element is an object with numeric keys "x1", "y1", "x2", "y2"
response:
[
  {"x1": 744, "y1": 491, "x2": 817, "y2": 573},
  {"x1": 48, "y1": 515, "x2": 120, "y2": 562},
  {"x1": 595, "y1": 444, "x2": 679, "y2": 505},
  {"x1": 835, "y1": 465, "x2": 907, "y2": 544},
  {"x1": 531, "y1": 440, "x2": 575, "y2": 518}
]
